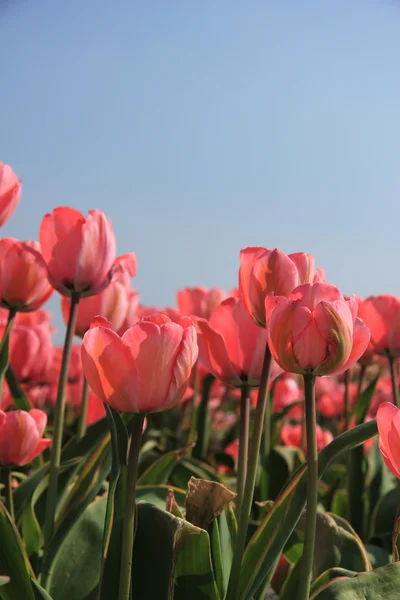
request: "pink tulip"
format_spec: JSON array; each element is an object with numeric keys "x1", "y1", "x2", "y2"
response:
[
  {"x1": 358, "y1": 295, "x2": 400, "y2": 357},
  {"x1": 195, "y1": 297, "x2": 282, "y2": 387},
  {"x1": 239, "y1": 247, "x2": 320, "y2": 327},
  {"x1": 317, "y1": 381, "x2": 358, "y2": 419},
  {"x1": 137, "y1": 304, "x2": 180, "y2": 324},
  {"x1": 0, "y1": 163, "x2": 21, "y2": 227},
  {"x1": 40, "y1": 207, "x2": 135, "y2": 297},
  {"x1": 0, "y1": 238, "x2": 53, "y2": 312},
  {"x1": 273, "y1": 375, "x2": 303, "y2": 419},
  {"x1": 61, "y1": 253, "x2": 137, "y2": 337},
  {"x1": 376, "y1": 402, "x2": 400, "y2": 478},
  {"x1": 281, "y1": 422, "x2": 333, "y2": 452},
  {"x1": 177, "y1": 286, "x2": 226, "y2": 319},
  {"x1": 0, "y1": 409, "x2": 51, "y2": 466},
  {"x1": 266, "y1": 283, "x2": 370, "y2": 376},
  {"x1": 8, "y1": 323, "x2": 53, "y2": 384},
  {"x1": 81, "y1": 314, "x2": 198, "y2": 413}
]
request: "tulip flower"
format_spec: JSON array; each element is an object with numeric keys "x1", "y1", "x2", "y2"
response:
[
  {"x1": 0, "y1": 409, "x2": 51, "y2": 466},
  {"x1": 0, "y1": 238, "x2": 53, "y2": 312},
  {"x1": 177, "y1": 286, "x2": 226, "y2": 319},
  {"x1": 9, "y1": 322, "x2": 53, "y2": 384},
  {"x1": 81, "y1": 314, "x2": 198, "y2": 413},
  {"x1": 39, "y1": 207, "x2": 123, "y2": 297},
  {"x1": 137, "y1": 304, "x2": 180, "y2": 324},
  {"x1": 376, "y1": 402, "x2": 400, "y2": 478},
  {"x1": 0, "y1": 162, "x2": 21, "y2": 227},
  {"x1": 273, "y1": 375, "x2": 303, "y2": 419},
  {"x1": 239, "y1": 247, "x2": 321, "y2": 328},
  {"x1": 266, "y1": 283, "x2": 370, "y2": 376},
  {"x1": 281, "y1": 422, "x2": 334, "y2": 452},
  {"x1": 195, "y1": 297, "x2": 281, "y2": 387}
]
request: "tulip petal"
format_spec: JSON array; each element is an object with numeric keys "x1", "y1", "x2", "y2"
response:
[{"x1": 196, "y1": 317, "x2": 241, "y2": 385}]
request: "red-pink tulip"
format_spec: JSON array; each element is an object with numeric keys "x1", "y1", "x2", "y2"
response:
[
  {"x1": 376, "y1": 402, "x2": 400, "y2": 478},
  {"x1": 266, "y1": 283, "x2": 370, "y2": 376},
  {"x1": 273, "y1": 376, "x2": 303, "y2": 419},
  {"x1": 81, "y1": 314, "x2": 198, "y2": 413},
  {"x1": 177, "y1": 286, "x2": 226, "y2": 319},
  {"x1": 239, "y1": 247, "x2": 321, "y2": 327},
  {"x1": 195, "y1": 297, "x2": 281, "y2": 387},
  {"x1": 369, "y1": 377, "x2": 393, "y2": 418},
  {"x1": 8, "y1": 323, "x2": 53, "y2": 384},
  {"x1": 0, "y1": 409, "x2": 51, "y2": 466},
  {"x1": 317, "y1": 381, "x2": 358, "y2": 419},
  {"x1": 358, "y1": 295, "x2": 400, "y2": 357},
  {"x1": 281, "y1": 422, "x2": 333, "y2": 452},
  {"x1": 39, "y1": 207, "x2": 128, "y2": 297},
  {"x1": 0, "y1": 162, "x2": 21, "y2": 227},
  {"x1": 137, "y1": 304, "x2": 180, "y2": 323},
  {"x1": 46, "y1": 345, "x2": 83, "y2": 407},
  {"x1": 61, "y1": 253, "x2": 137, "y2": 337},
  {"x1": 0, "y1": 238, "x2": 53, "y2": 312}
]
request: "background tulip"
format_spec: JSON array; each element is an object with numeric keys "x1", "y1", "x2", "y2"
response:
[
  {"x1": 0, "y1": 409, "x2": 51, "y2": 466},
  {"x1": 239, "y1": 246, "x2": 319, "y2": 327},
  {"x1": 0, "y1": 238, "x2": 53, "y2": 312},
  {"x1": 81, "y1": 314, "x2": 198, "y2": 413},
  {"x1": 376, "y1": 402, "x2": 400, "y2": 478},
  {"x1": 0, "y1": 162, "x2": 21, "y2": 227},
  {"x1": 177, "y1": 286, "x2": 226, "y2": 319},
  {"x1": 358, "y1": 295, "x2": 400, "y2": 357}
]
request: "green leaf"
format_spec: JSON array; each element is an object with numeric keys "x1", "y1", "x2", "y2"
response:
[
  {"x1": 132, "y1": 502, "x2": 203, "y2": 600},
  {"x1": 138, "y1": 446, "x2": 190, "y2": 486},
  {"x1": 136, "y1": 485, "x2": 186, "y2": 512},
  {"x1": 46, "y1": 497, "x2": 106, "y2": 600},
  {"x1": 259, "y1": 445, "x2": 304, "y2": 503},
  {"x1": 31, "y1": 579, "x2": 54, "y2": 600},
  {"x1": 372, "y1": 486, "x2": 400, "y2": 543},
  {"x1": 238, "y1": 419, "x2": 378, "y2": 600},
  {"x1": 171, "y1": 457, "x2": 221, "y2": 490},
  {"x1": 5, "y1": 366, "x2": 31, "y2": 410},
  {"x1": 0, "y1": 502, "x2": 35, "y2": 600},
  {"x1": 311, "y1": 562, "x2": 400, "y2": 599},
  {"x1": 0, "y1": 578, "x2": 9, "y2": 588},
  {"x1": 352, "y1": 374, "x2": 380, "y2": 424},
  {"x1": 330, "y1": 489, "x2": 348, "y2": 519},
  {"x1": 365, "y1": 544, "x2": 391, "y2": 569},
  {"x1": 309, "y1": 568, "x2": 357, "y2": 597}
]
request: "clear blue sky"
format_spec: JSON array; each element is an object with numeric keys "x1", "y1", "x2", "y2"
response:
[{"x1": 1, "y1": 0, "x2": 400, "y2": 340}]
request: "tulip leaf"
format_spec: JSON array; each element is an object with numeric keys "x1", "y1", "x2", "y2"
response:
[
  {"x1": 352, "y1": 374, "x2": 380, "y2": 424},
  {"x1": 0, "y1": 578, "x2": 9, "y2": 588},
  {"x1": 309, "y1": 568, "x2": 357, "y2": 598},
  {"x1": 136, "y1": 484, "x2": 186, "y2": 512},
  {"x1": 31, "y1": 579, "x2": 54, "y2": 600},
  {"x1": 45, "y1": 497, "x2": 106, "y2": 600},
  {"x1": 131, "y1": 502, "x2": 202, "y2": 600},
  {"x1": 310, "y1": 562, "x2": 400, "y2": 599},
  {"x1": 372, "y1": 486, "x2": 400, "y2": 543},
  {"x1": 365, "y1": 544, "x2": 391, "y2": 569},
  {"x1": 5, "y1": 366, "x2": 31, "y2": 410},
  {"x1": 137, "y1": 445, "x2": 191, "y2": 486},
  {"x1": 0, "y1": 502, "x2": 36, "y2": 600},
  {"x1": 237, "y1": 419, "x2": 378, "y2": 600}
]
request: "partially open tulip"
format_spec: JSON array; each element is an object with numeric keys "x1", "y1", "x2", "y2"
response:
[
  {"x1": 136, "y1": 304, "x2": 180, "y2": 323},
  {"x1": 0, "y1": 239, "x2": 53, "y2": 312},
  {"x1": 81, "y1": 314, "x2": 198, "y2": 413},
  {"x1": 0, "y1": 162, "x2": 21, "y2": 227},
  {"x1": 177, "y1": 286, "x2": 226, "y2": 319},
  {"x1": 239, "y1": 247, "x2": 321, "y2": 327},
  {"x1": 358, "y1": 295, "x2": 400, "y2": 357},
  {"x1": 195, "y1": 297, "x2": 282, "y2": 387},
  {"x1": 61, "y1": 253, "x2": 137, "y2": 337},
  {"x1": 39, "y1": 207, "x2": 123, "y2": 297},
  {"x1": 376, "y1": 402, "x2": 400, "y2": 478},
  {"x1": 0, "y1": 409, "x2": 51, "y2": 466},
  {"x1": 266, "y1": 283, "x2": 370, "y2": 376}
]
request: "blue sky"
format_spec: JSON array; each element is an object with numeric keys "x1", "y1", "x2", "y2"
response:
[{"x1": 1, "y1": 0, "x2": 400, "y2": 340}]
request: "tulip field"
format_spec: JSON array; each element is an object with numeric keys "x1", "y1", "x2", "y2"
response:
[{"x1": 1, "y1": 161, "x2": 400, "y2": 600}]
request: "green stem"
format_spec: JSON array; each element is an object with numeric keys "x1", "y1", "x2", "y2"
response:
[
  {"x1": 118, "y1": 413, "x2": 145, "y2": 600},
  {"x1": 226, "y1": 345, "x2": 272, "y2": 600},
  {"x1": 43, "y1": 293, "x2": 80, "y2": 552},
  {"x1": 236, "y1": 383, "x2": 250, "y2": 516},
  {"x1": 2, "y1": 468, "x2": 14, "y2": 520},
  {"x1": 193, "y1": 374, "x2": 214, "y2": 460},
  {"x1": 263, "y1": 390, "x2": 272, "y2": 459},
  {"x1": 297, "y1": 373, "x2": 318, "y2": 600},
  {"x1": 76, "y1": 378, "x2": 90, "y2": 441},
  {"x1": 389, "y1": 355, "x2": 400, "y2": 408},
  {"x1": 187, "y1": 360, "x2": 199, "y2": 449},
  {"x1": 0, "y1": 308, "x2": 16, "y2": 405},
  {"x1": 343, "y1": 369, "x2": 350, "y2": 431}
]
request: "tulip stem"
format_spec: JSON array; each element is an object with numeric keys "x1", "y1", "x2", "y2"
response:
[
  {"x1": 193, "y1": 374, "x2": 214, "y2": 460},
  {"x1": 226, "y1": 345, "x2": 272, "y2": 600},
  {"x1": 187, "y1": 360, "x2": 199, "y2": 449},
  {"x1": 2, "y1": 468, "x2": 14, "y2": 521},
  {"x1": 0, "y1": 308, "x2": 16, "y2": 405},
  {"x1": 389, "y1": 356, "x2": 400, "y2": 408},
  {"x1": 297, "y1": 373, "x2": 318, "y2": 600},
  {"x1": 76, "y1": 378, "x2": 90, "y2": 441},
  {"x1": 263, "y1": 390, "x2": 272, "y2": 460},
  {"x1": 343, "y1": 369, "x2": 350, "y2": 430},
  {"x1": 43, "y1": 293, "x2": 80, "y2": 553},
  {"x1": 119, "y1": 413, "x2": 145, "y2": 600},
  {"x1": 236, "y1": 383, "x2": 250, "y2": 516}
]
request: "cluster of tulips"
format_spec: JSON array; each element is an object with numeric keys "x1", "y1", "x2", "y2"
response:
[{"x1": 1, "y1": 160, "x2": 400, "y2": 600}]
